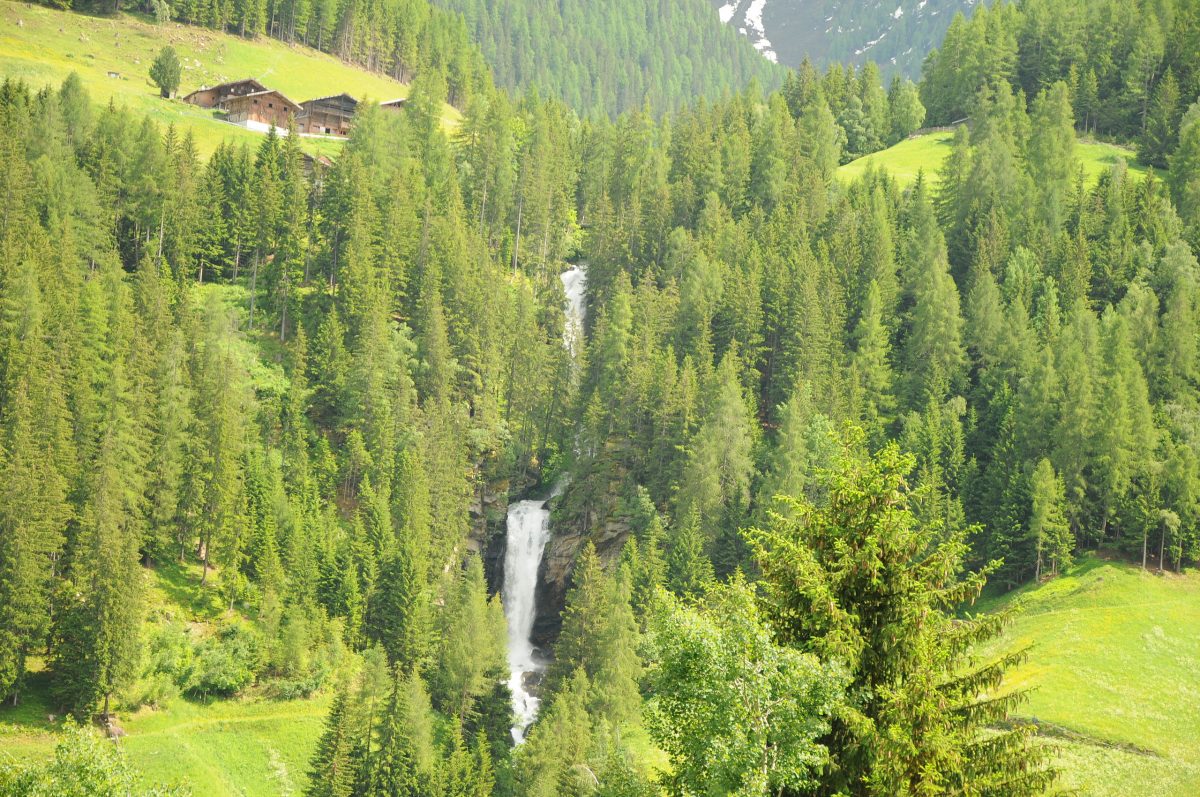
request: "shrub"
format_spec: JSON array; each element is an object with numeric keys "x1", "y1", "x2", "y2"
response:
[{"x1": 184, "y1": 624, "x2": 261, "y2": 698}]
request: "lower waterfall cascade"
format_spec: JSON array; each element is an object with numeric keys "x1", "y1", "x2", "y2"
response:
[{"x1": 502, "y1": 499, "x2": 553, "y2": 743}]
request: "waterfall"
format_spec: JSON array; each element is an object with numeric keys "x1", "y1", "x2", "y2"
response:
[
  {"x1": 503, "y1": 500, "x2": 552, "y2": 743},
  {"x1": 502, "y1": 264, "x2": 586, "y2": 743},
  {"x1": 560, "y1": 264, "x2": 587, "y2": 357}
]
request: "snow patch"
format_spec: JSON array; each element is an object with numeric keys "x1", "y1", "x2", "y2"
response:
[
  {"x1": 739, "y1": 0, "x2": 777, "y2": 60},
  {"x1": 854, "y1": 29, "x2": 888, "y2": 55},
  {"x1": 893, "y1": 5, "x2": 903, "y2": 18},
  {"x1": 718, "y1": 1, "x2": 739, "y2": 24}
]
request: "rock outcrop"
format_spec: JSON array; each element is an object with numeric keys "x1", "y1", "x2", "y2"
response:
[
  {"x1": 470, "y1": 477, "x2": 511, "y2": 594},
  {"x1": 531, "y1": 493, "x2": 633, "y2": 647}
]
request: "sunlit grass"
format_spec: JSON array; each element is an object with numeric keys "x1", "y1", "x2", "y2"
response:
[
  {"x1": 838, "y1": 130, "x2": 1156, "y2": 187},
  {"x1": 0, "y1": 557, "x2": 331, "y2": 797},
  {"x1": 979, "y1": 553, "x2": 1200, "y2": 796}
]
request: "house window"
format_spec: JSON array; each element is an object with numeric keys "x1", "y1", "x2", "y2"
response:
[{"x1": 254, "y1": 99, "x2": 259, "y2": 104}]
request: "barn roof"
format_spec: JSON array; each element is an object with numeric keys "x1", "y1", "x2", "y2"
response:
[
  {"x1": 300, "y1": 93, "x2": 359, "y2": 115},
  {"x1": 224, "y1": 89, "x2": 302, "y2": 109},
  {"x1": 183, "y1": 77, "x2": 267, "y2": 100}
]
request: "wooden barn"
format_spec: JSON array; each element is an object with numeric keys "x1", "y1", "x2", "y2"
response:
[
  {"x1": 380, "y1": 97, "x2": 407, "y2": 111},
  {"x1": 183, "y1": 78, "x2": 268, "y2": 109},
  {"x1": 298, "y1": 93, "x2": 358, "y2": 136},
  {"x1": 221, "y1": 90, "x2": 301, "y2": 132}
]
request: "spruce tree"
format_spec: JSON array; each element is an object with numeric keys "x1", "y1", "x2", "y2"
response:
[
  {"x1": 665, "y1": 508, "x2": 714, "y2": 601},
  {"x1": 149, "y1": 46, "x2": 181, "y2": 99},
  {"x1": 748, "y1": 437, "x2": 1056, "y2": 796},
  {"x1": 849, "y1": 280, "x2": 895, "y2": 445},
  {"x1": 305, "y1": 685, "x2": 357, "y2": 797},
  {"x1": 0, "y1": 253, "x2": 71, "y2": 704},
  {"x1": 371, "y1": 671, "x2": 432, "y2": 797},
  {"x1": 676, "y1": 349, "x2": 755, "y2": 572},
  {"x1": 1140, "y1": 69, "x2": 1182, "y2": 168},
  {"x1": 1169, "y1": 112, "x2": 1200, "y2": 234}
]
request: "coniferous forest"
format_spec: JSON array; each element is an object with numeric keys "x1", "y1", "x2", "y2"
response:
[{"x1": 1, "y1": 0, "x2": 1200, "y2": 794}]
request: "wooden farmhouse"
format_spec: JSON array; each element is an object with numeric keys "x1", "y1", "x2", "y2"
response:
[
  {"x1": 297, "y1": 93, "x2": 358, "y2": 136},
  {"x1": 221, "y1": 90, "x2": 302, "y2": 131},
  {"x1": 181, "y1": 80, "x2": 402, "y2": 137},
  {"x1": 183, "y1": 78, "x2": 268, "y2": 108}
]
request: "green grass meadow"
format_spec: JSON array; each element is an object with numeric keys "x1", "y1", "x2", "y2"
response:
[
  {"x1": 0, "y1": 559, "x2": 331, "y2": 797},
  {"x1": 0, "y1": 0, "x2": 459, "y2": 155},
  {"x1": 838, "y1": 130, "x2": 1154, "y2": 187},
  {"x1": 979, "y1": 554, "x2": 1200, "y2": 796}
]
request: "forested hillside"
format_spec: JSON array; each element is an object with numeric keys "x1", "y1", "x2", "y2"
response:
[
  {"x1": 920, "y1": 0, "x2": 1200, "y2": 155},
  {"x1": 431, "y1": 0, "x2": 785, "y2": 116},
  {"x1": 1, "y1": 0, "x2": 1199, "y2": 794}
]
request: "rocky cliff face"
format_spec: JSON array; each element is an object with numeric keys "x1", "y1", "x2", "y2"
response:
[
  {"x1": 530, "y1": 492, "x2": 633, "y2": 648},
  {"x1": 471, "y1": 477, "x2": 512, "y2": 595}
]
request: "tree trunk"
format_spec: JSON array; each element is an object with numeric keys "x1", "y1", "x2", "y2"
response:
[
  {"x1": 513, "y1": 196, "x2": 523, "y2": 275},
  {"x1": 1158, "y1": 524, "x2": 1166, "y2": 573},
  {"x1": 200, "y1": 534, "x2": 210, "y2": 586},
  {"x1": 249, "y1": 252, "x2": 259, "y2": 329}
]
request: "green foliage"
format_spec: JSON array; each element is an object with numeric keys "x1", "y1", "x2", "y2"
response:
[
  {"x1": 430, "y1": 557, "x2": 507, "y2": 719},
  {"x1": 1170, "y1": 112, "x2": 1200, "y2": 236},
  {"x1": 646, "y1": 580, "x2": 844, "y2": 797},
  {"x1": 1029, "y1": 458, "x2": 1073, "y2": 578},
  {"x1": 149, "y1": 46, "x2": 181, "y2": 99},
  {"x1": 748, "y1": 439, "x2": 1057, "y2": 796},
  {"x1": 0, "y1": 719, "x2": 187, "y2": 797},
  {"x1": 185, "y1": 624, "x2": 263, "y2": 698},
  {"x1": 305, "y1": 685, "x2": 356, "y2": 797},
  {"x1": 544, "y1": 543, "x2": 642, "y2": 727},
  {"x1": 4, "y1": 0, "x2": 1200, "y2": 788},
  {"x1": 664, "y1": 509, "x2": 714, "y2": 602}
]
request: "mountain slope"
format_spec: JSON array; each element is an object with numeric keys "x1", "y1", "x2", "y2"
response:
[
  {"x1": 0, "y1": 1, "x2": 460, "y2": 155},
  {"x1": 431, "y1": 0, "x2": 785, "y2": 116},
  {"x1": 712, "y1": 0, "x2": 973, "y2": 77}
]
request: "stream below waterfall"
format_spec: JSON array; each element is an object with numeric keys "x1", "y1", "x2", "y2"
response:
[{"x1": 501, "y1": 265, "x2": 586, "y2": 743}]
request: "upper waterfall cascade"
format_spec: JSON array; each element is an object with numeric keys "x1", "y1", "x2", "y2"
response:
[{"x1": 561, "y1": 265, "x2": 587, "y2": 357}]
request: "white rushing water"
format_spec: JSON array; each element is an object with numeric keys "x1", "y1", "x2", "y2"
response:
[
  {"x1": 503, "y1": 499, "x2": 552, "y2": 743},
  {"x1": 503, "y1": 266, "x2": 587, "y2": 743},
  {"x1": 560, "y1": 265, "x2": 587, "y2": 358}
]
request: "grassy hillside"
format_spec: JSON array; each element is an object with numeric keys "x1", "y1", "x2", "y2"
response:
[
  {"x1": 838, "y1": 130, "x2": 1154, "y2": 186},
  {"x1": 0, "y1": 550, "x2": 332, "y2": 797},
  {"x1": 978, "y1": 554, "x2": 1200, "y2": 796},
  {"x1": 0, "y1": 665, "x2": 329, "y2": 796},
  {"x1": 0, "y1": 1, "x2": 458, "y2": 155}
]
